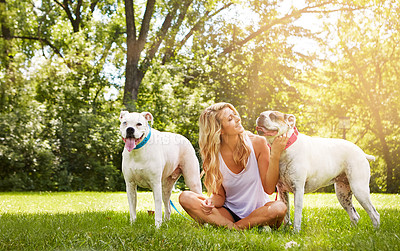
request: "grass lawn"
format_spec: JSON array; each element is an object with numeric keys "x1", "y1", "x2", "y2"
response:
[{"x1": 1, "y1": 192, "x2": 399, "y2": 250}]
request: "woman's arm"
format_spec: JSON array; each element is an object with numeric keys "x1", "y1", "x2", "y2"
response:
[
  {"x1": 201, "y1": 185, "x2": 226, "y2": 214},
  {"x1": 210, "y1": 185, "x2": 226, "y2": 207},
  {"x1": 251, "y1": 133, "x2": 288, "y2": 195}
]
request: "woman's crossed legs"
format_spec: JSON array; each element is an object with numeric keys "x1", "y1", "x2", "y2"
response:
[{"x1": 179, "y1": 191, "x2": 287, "y2": 230}]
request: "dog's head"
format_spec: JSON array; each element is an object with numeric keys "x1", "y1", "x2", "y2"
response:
[
  {"x1": 256, "y1": 111, "x2": 296, "y2": 144},
  {"x1": 119, "y1": 111, "x2": 153, "y2": 152}
]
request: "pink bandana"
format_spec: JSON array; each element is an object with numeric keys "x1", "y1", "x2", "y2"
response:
[{"x1": 285, "y1": 126, "x2": 299, "y2": 149}]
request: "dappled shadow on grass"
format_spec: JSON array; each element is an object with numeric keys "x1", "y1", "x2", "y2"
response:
[{"x1": 1, "y1": 207, "x2": 399, "y2": 250}]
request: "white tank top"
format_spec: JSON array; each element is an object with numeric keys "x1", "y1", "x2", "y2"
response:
[{"x1": 219, "y1": 135, "x2": 270, "y2": 219}]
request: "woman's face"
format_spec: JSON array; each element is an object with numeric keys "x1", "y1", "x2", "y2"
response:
[{"x1": 219, "y1": 107, "x2": 244, "y2": 136}]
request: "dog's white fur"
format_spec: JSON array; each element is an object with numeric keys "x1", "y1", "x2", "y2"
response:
[
  {"x1": 119, "y1": 111, "x2": 202, "y2": 227},
  {"x1": 256, "y1": 111, "x2": 380, "y2": 231}
]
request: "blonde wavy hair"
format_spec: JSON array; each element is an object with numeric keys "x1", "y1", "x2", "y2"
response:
[{"x1": 199, "y1": 102, "x2": 251, "y2": 195}]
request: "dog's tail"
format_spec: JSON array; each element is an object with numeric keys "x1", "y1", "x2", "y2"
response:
[{"x1": 365, "y1": 154, "x2": 376, "y2": 161}]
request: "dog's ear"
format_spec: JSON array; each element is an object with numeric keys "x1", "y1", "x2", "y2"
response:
[
  {"x1": 141, "y1": 112, "x2": 154, "y2": 126},
  {"x1": 120, "y1": 111, "x2": 129, "y2": 122},
  {"x1": 285, "y1": 114, "x2": 296, "y2": 128}
]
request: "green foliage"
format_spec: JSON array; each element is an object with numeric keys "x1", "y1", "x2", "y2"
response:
[
  {"x1": 298, "y1": 0, "x2": 400, "y2": 192},
  {"x1": 1, "y1": 0, "x2": 399, "y2": 192},
  {"x1": 31, "y1": 54, "x2": 125, "y2": 191},
  {"x1": 0, "y1": 54, "x2": 57, "y2": 191},
  {"x1": 1, "y1": 0, "x2": 127, "y2": 191},
  {"x1": 0, "y1": 54, "x2": 125, "y2": 191}
]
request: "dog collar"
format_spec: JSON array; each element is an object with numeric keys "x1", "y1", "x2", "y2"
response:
[
  {"x1": 267, "y1": 126, "x2": 299, "y2": 150},
  {"x1": 285, "y1": 126, "x2": 299, "y2": 149},
  {"x1": 134, "y1": 126, "x2": 151, "y2": 150}
]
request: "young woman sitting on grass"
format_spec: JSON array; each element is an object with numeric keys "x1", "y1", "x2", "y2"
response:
[{"x1": 179, "y1": 102, "x2": 288, "y2": 230}]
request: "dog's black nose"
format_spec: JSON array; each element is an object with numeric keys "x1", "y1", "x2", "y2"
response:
[{"x1": 126, "y1": 127, "x2": 135, "y2": 137}]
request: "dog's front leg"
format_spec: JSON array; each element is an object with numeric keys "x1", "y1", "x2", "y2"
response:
[
  {"x1": 293, "y1": 187, "x2": 305, "y2": 232},
  {"x1": 279, "y1": 190, "x2": 291, "y2": 226},
  {"x1": 126, "y1": 182, "x2": 137, "y2": 224},
  {"x1": 152, "y1": 182, "x2": 163, "y2": 228}
]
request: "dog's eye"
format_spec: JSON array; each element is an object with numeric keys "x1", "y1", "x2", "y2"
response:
[
  {"x1": 122, "y1": 122, "x2": 127, "y2": 126},
  {"x1": 137, "y1": 123, "x2": 142, "y2": 126}
]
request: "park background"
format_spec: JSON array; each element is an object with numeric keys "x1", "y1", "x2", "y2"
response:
[{"x1": 1, "y1": 0, "x2": 399, "y2": 194}]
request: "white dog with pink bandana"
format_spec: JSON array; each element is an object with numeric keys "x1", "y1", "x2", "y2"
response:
[{"x1": 256, "y1": 111, "x2": 380, "y2": 232}]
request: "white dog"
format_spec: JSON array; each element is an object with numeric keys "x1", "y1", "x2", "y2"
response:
[
  {"x1": 256, "y1": 111, "x2": 380, "y2": 231},
  {"x1": 119, "y1": 111, "x2": 202, "y2": 227}
]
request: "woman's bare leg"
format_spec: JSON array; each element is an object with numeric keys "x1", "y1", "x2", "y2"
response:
[
  {"x1": 234, "y1": 201, "x2": 287, "y2": 230},
  {"x1": 179, "y1": 191, "x2": 235, "y2": 228}
]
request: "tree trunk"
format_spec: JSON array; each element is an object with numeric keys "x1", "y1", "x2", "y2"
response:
[
  {"x1": 124, "y1": 0, "x2": 138, "y2": 107},
  {"x1": 372, "y1": 110, "x2": 394, "y2": 192},
  {"x1": 0, "y1": 0, "x2": 11, "y2": 41},
  {"x1": 345, "y1": 46, "x2": 396, "y2": 193},
  {"x1": 123, "y1": 64, "x2": 144, "y2": 108},
  {"x1": 123, "y1": 0, "x2": 155, "y2": 108}
]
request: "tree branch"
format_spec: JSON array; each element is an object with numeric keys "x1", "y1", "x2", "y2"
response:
[
  {"x1": 124, "y1": 0, "x2": 136, "y2": 42},
  {"x1": 53, "y1": 0, "x2": 67, "y2": 13},
  {"x1": 74, "y1": 0, "x2": 83, "y2": 31},
  {"x1": 179, "y1": 3, "x2": 233, "y2": 51},
  {"x1": 160, "y1": 2, "x2": 233, "y2": 64},
  {"x1": 143, "y1": 0, "x2": 195, "y2": 68},
  {"x1": 221, "y1": 1, "x2": 363, "y2": 55},
  {"x1": 157, "y1": 0, "x2": 193, "y2": 64},
  {"x1": 53, "y1": 0, "x2": 80, "y2": 32},
  {"x1": 1, "y1": 35, "x2": 63, "y2": 58},
  {"x1": 90, "y1": 0, "x2": 101, "y2": 13},
  {"x1": 137, "y1": 0, "x2": 156, "y2": 53},
  {"x1": 143, "y1": 2, "x2": 180, "y2": 66}
]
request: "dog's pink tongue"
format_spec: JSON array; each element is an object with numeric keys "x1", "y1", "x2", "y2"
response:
[
  {"x1": 125, "y1": 138, "x2": 136, "y2": 152},
  {"x1": 257, "y1": 126, "x2": 278, "y2": 136},
  {"x1": 265, "y1": 130, "x2": 278, "y2": 136}
]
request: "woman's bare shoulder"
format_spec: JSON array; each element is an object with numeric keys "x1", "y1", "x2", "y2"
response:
[{"x1": 246, "y1": 131, "x2": 268, "y2": 147}]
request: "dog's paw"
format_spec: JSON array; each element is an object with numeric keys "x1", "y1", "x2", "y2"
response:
[{"x1": 155, "y1": 220, "x2": 162, "y2": 228}]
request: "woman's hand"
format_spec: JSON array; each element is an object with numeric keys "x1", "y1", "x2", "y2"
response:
[
  {"x1": 271, "y1": 133, "x2": 290, "y2": 157},
  {"x1": 201, "y1": 197, "x2": 215, "y2": 215}
]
